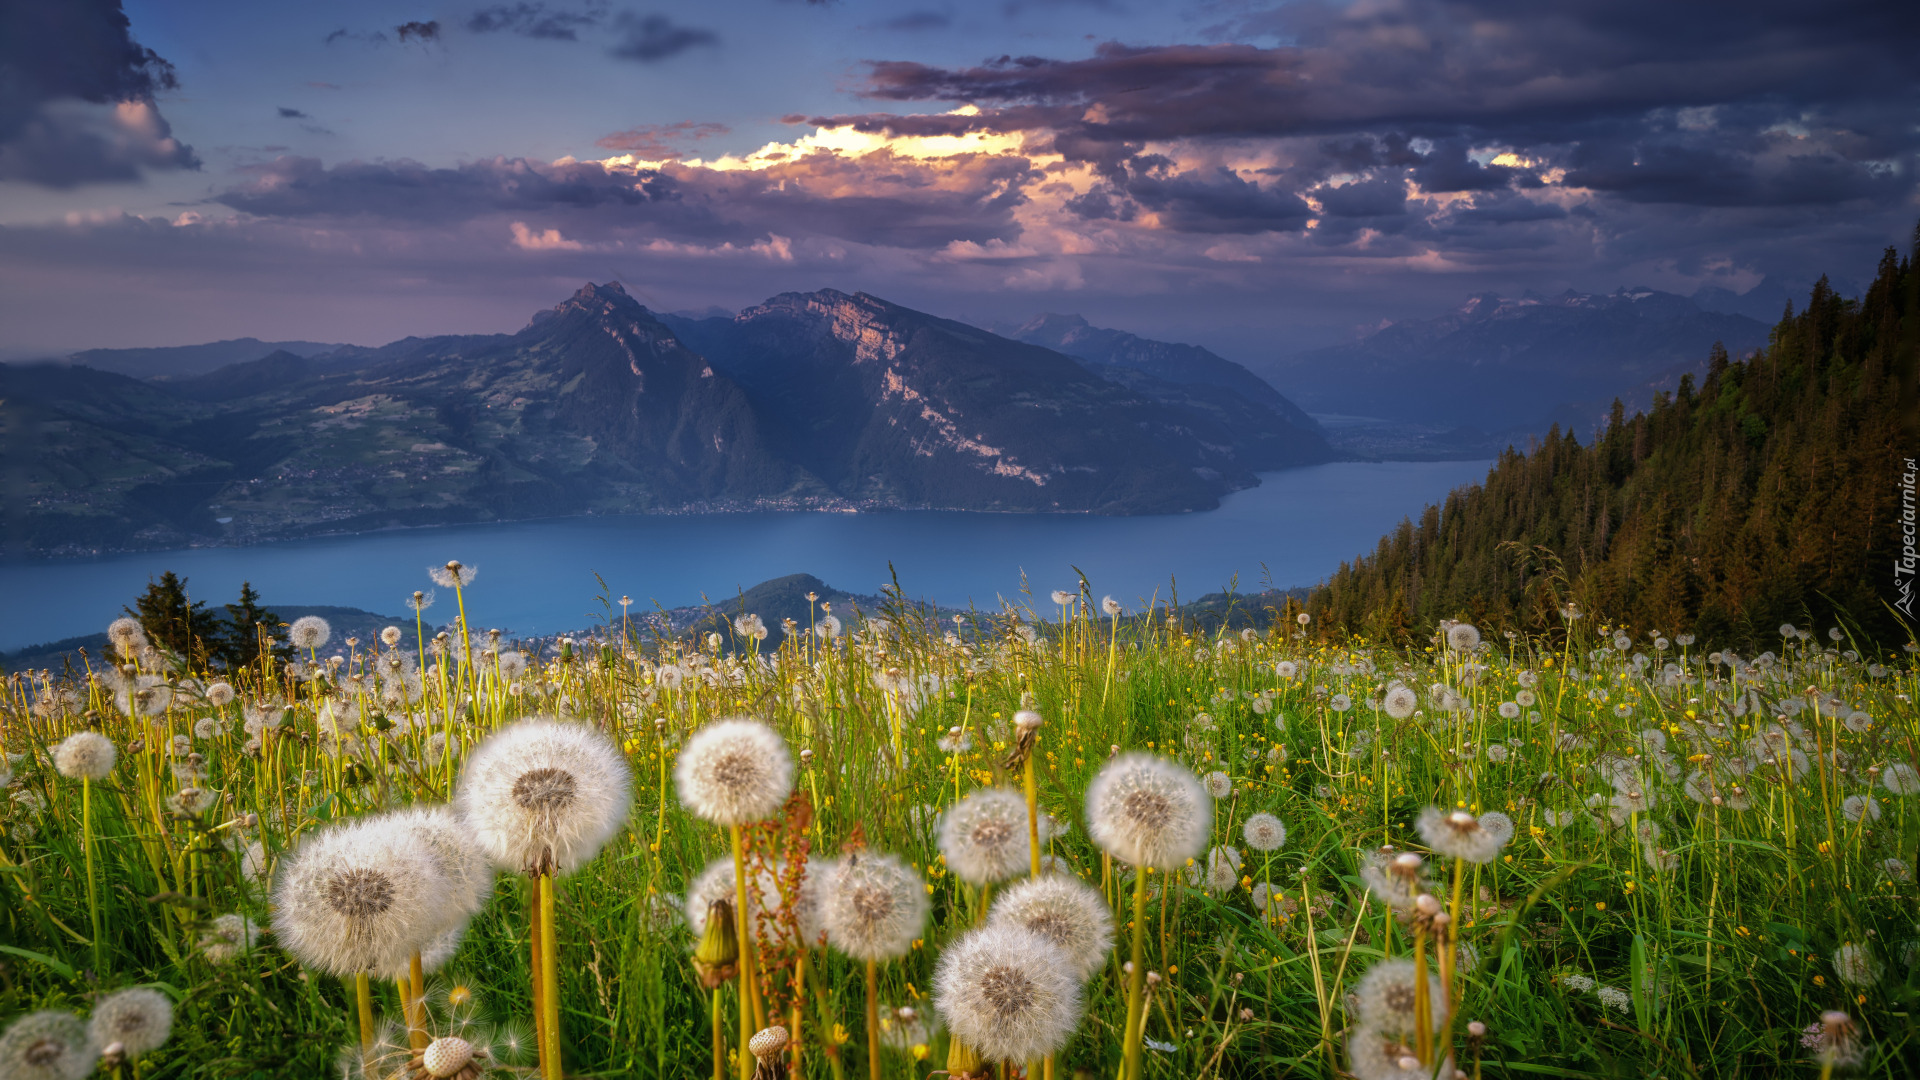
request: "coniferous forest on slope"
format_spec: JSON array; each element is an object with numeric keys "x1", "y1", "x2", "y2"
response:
[{"x1": 1310, "y1": 228, "x2": 1920, "y2": 647}]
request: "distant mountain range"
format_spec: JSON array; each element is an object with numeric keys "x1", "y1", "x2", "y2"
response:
[
  {"x1": 1, "y1": 283, "x2": 1333, "y2": 555},
  {"x1": 1270, "y1": 286, "x2": 1776, "y2": 433},
  {"x1": 58, "y1": 338, "x2": 349, "y2": 380}
]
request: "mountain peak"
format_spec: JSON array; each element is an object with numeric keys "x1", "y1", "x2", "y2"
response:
[{"x1": 525, "y1": 281, "x2": 645, "y2": 332}]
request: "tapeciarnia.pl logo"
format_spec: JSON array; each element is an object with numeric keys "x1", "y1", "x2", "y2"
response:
[{"x1": 1899, "y1": 456, "x2": 1917, "y2": 619}]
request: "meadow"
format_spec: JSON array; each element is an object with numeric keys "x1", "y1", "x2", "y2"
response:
[{"x1": 1, "y1": 565, "x2": 1915, "y2": 1080}]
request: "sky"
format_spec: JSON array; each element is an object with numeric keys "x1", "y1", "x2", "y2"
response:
[{"x1": 1, "y1": 0, "x2": 1915, "y2": 363}]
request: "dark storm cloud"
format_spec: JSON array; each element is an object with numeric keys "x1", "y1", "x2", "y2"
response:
[
  {"x1": 0, "y1": 0, "x2": 198, "y2": 186},
  {"x1": 212, "y1": 150, "x2": 1036, "y2": 250},
  {"x1": 844, "y1": 0, "x2": 1918, "y2": 212},
  {"x1": 608, "y1": 13, "x2": 718, "y2": 62},
  {"x1": 466, "y1": 3, "x2": 608, "y2": 41},
  {"x1": 396, "y1": 21, "x2": 442, "y2": 44}
]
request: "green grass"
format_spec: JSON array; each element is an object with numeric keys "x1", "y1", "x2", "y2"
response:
[{"x1": 2, "y1": 594, "x2": 1916, "y2": 1078}]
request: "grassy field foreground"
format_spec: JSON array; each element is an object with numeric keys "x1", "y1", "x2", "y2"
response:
[{"x1": 1, "y1": 578, "x2": 1916, "y2": 1079}]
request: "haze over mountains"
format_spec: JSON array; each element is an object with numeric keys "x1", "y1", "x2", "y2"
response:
[
  {"x1": 2, "y1": 283, "x2": 1332, "y2": 555},
  {"x1": 1268, "y1": 284, "x2": 1776, "y2": 435}
]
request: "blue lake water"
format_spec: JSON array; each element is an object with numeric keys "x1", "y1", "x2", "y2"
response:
[{"x1": 0, "y1": 460, "x2": 1491, "y2": 651}]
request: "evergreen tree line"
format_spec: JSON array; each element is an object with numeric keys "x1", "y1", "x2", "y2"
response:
[
  {"x1": 1309, "y1": 225, "x2": 1920, "y2": 648},
  {"x1": 127, "y1": 571, "x2": 289, "y2": 669}
]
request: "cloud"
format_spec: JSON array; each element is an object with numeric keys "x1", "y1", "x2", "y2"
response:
[
  {"x1": 509, "y1": 221, "x2": 584, "y2": 249},
  {"x1": 0, "y1": 0, "x2": 198, "y2": 187},
  {"x1": 395, "y1": 20, "x2": 442, "y2": 44},
  {"x1": 594, "y1": 120, "x2": 729, "y2": 158},
  {"x1": 466, "y1": 3, "x2": 607, "y2": 41},
  {"x1": 608, "y1": 13, "x2": 717, "y2": 61},
  {"x1": 277, "y1": 107, "x2": 310, "y2": 119}
]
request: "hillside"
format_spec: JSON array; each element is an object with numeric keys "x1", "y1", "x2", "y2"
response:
[{"x1": 1308, "y1": 235, "x2": 1920, "y2": 646}]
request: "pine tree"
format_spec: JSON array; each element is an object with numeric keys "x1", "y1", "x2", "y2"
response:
[
  {"x1": 220, "y1": 582, "x2": 285, "y2": 670},
  {"x1": 128, "y1": 571, "x2": 222, "y2": 663}
]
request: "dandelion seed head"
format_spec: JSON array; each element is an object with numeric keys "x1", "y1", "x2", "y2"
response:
[
  {"x1": 1477, "y1": 811, "x2": 1514, "y2": 846},
  {"x1": 1102, "y1": 596, "x2": 1122, "y2": 616},
  {"x1": 823, "y1": 851, "x2": 929, "y2": 962},
  {"x1": 988, "y1": 875, "x2": 1114, "y2": 982},
  {"x1": 1353, "y1": 958, "x2": 1449, "y2": 1037},
  {"x1": 1834, "y1": 942, "x2": 1881, "y2": 987},
  {"x1": 0, "y1": 1010, "x2": 96, "y2": 1080},
  {"x1": 684, "y1": 856, "x2": 742, "y2": 937},
  {"x1": 1085, "y1": 753, "x2": 1210, "y2": 870},
  {"x1": 270, "y1": 816, "x2": 453, "y2": 977},
  {"x1": 199, "y1": 913, "x2": 260, "y2": 964},
  {"x1": 1498, "y1": 701, "x2": 1520, "y2": 720},
  {"x1": 1879, "y1": 761, "x2": 1920, "y2": 795},
  {"x1": 1842, "y1": 795, "x2": 1881, "y2": 823},
  {"x1": 1204, "y1": 771, "x2": 1232, "y2": 799},
  {"x1": 1243, "y1": 811, "x2": 1287, "y2": 851},
  {"x1": 1275, "y1": 660, "x2": 1298, "y2": 679},
  {"x1": 53, "y1": 732, "x2": 116, "y2": 781},
  {"x1": 89, "y1": 988, "x2": 172, "y2": 1058},
  {"x1": 735, "y1": 614, "x2": 768, "y2": 641},
  {"x1": 933, "y1": 923, "x2": 1081, "y2": 1064},
  {"x1": 288, "y1": 616, "x2": 331, "y2": 650},
  {"x1": 422, "y1": 1035, "x2": 475, "y2": 1077},
  {"x1": 1346, "y1": 1024, "x2": 1449, "y2": 1080},
  {"x1": 456, "y1": 718, "x2": 631, "y2": 875},
  {"x1": 938, "y1": 788, "x2": 1032, "y2": 886},
  {"x1": 381, "y1": 805, "x2": 496, "y2": 916},
  {"x1": 1050, "y1": 590, "x2": 1076, "y2": 606},
  {"x1": 1415, "y1": 807, "x2": 1505, "y2": 864},
  {"x1": 206, "y1": 681, "x2": 236, "y2": 707},
  {"x1": 429, "y1": 562, "x2": 478, "y2": 589},
  {"x1": 1446, "y1": 623, "x2": 1482, "y2": 652},
  {"x1": 675, "y1": 718, "x2": 792, "y2": 827},
  {"x1": 1382, "y1": 685, "x2": 1418, "y2": 720}
]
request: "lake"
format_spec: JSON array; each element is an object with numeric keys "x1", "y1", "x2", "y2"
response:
[{"x1": 0, "y1": 460, "x2": 1491, "y2": 652}]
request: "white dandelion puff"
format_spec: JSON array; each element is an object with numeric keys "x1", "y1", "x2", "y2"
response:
[
  {"x1": 676, "y1": 718, "x2": 793, "y2": 827},
  {"x1": 429, "y1": 562, "x2": 478, "y2": 589},
  {"x1": 1352, "y1": 957, "x2": 1450, "y2": 1038},
  {"x1": 1050, "y1": 590, "x2": 1076, "y2": 606},
  {"x1": 381, "y1": 805, "x2": 496, "y2": 916},
  {"x1": 1834, "y1": 943, "x2": 1881, "y2": 987},
  {"x1": 1204, "y1": 771, "x2": 1233, "y2": 799},
  {"x1": 456, "y1": 718, "x2": 631, "y2": 876},
  {"x1": 1842, "y1": 795, "x2": 1881, "y2": 823},
  {"x1": 206, "y1": 681, "x2": 236, "y2": 707},
  {"x1": 1477, "y1": 811, "x2": 1515, "y2": 848},
  {"x1": 987, "y1": 875, "x2": 1115, "y2": 982},
  {"x1": 933, "y1": 924, "x2": 1081, "y2": 1064},
  {"x1": 89, "y1": 988, "x2": 173, "y2": 1058},
  {"x1": 270, "y1": 817, "x2": 454, "y2": 976},
  {"x1": 1346, "y1": 1023, "x2": 1451, "y2": 1080},
  {"x1": 199, "y1": 913, "x2": 261, "y2": 964},
  {"x1": 288, "y1": 616, "x2": 331, "y2": 650},
  {"x1": 1879, "y1": 762, "x2": 1920, "y2": 796},
  {"x1": 1446, "y1": 623, "x2": 1482, "y2": 652},
  {"x1": 1415, "y1": 807, "x2": 1505, "y2": 864},
  {"x1": 1382, "y1": 685, "x2": 1418, "y2": 720},
  {"x1": 1085, "y1": 753, "x2": 1211, "y2": 871},
  {"x1": 684, "y1": 856, "x2": 745, "y2": 937},
  {"x1": 823, "y1": 852, "x2": 929, "y2": 963},
  {"x1": 1498, "y1": 701, "x2": 1520, "y2": 720},
  {"x1": 1276, "y1": 660, "x2": 1298, "y2": 679},
  {"x1": 1243, "y1": 812, "x2": 1287, "y2": 852},
  {"x1": 734, "y1": 614, "x2": 768, "y2": 641},
  {"x1": 1102, "y1": 596, "x2": 1123, "y2": 616},
  {"x1": 52, "y1": 732, "x2": 116, "y2": 781},
  {"x1": 0, "y1": 1011, "x2": 98, "y2": 1080},
  {"x1": 938, "y1": 788, "x2": 1032, "y2": 886}
]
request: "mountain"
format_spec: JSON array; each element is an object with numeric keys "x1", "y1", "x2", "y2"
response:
[
  {"x1": 1307, "y1": 248, "x2": 1919, "y2": 647},
  {"x1": 4, "y1": 283, "x2": 1315, "y2": 555},
  {"x1": 1271, "y1": 287, "x2": 1773, "y2": 433},
  {"x1": 1007, "y1": 313, "x2": 1333, "y2": 470},
  {"x1": 56, "y1": 338, "x2": 348, "y2": 380},
  {"x1": 663, "y1": 288, "x2": 1318, "y2": 513}
]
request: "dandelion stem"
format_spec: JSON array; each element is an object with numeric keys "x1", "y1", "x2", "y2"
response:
[
  {"x1": 354, "y1": 972, "x2": 375, "y2": 1052},
  {"x1": 1413, "y1": 927, "x2": 1433, "y2": 1066},
  {"x1": 408, "y1": 950, "x2": 427, "y2": 1052},
  {"x1": 1120, "y1": 864, "x2": 1150, "y2": 1080},
  {"x1": 530, "y1": 879, "x2": 548, "y2": 1065},
  {"x1": 83, "y1": 775, "x2": 105, "y2": 975},
  {"x1": 540, "y1": 871, "x2": 563, "y2": 1080},
  {"x1": 711, "y1": 986, "x2": 725, "y2": 1080},
  {"x1": 730, "y1": 824, "x2": 760, "y2": 1080},
  {"x1": 1025, "y1": 746, "x2": 1043, "y2": 880},
  {"x1": 865, "y1": 958, "x2": 881, "y2": 1080}
]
